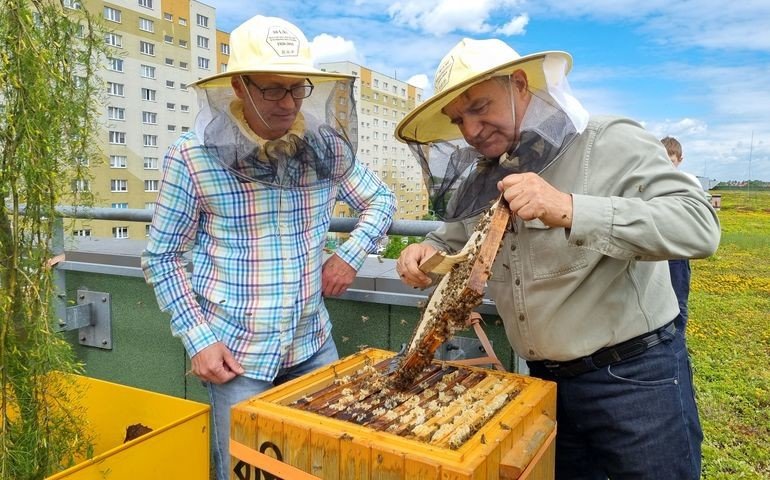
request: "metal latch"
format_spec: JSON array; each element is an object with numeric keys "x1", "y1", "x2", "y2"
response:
[{"x1": 56, "y1": 290, "x2": 112, "y2": 350}]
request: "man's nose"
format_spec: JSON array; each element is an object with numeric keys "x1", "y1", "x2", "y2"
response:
[
  {"x1": 278, "y1": 92, "x2": 298, "y2": 108},
  {"x1": 461, "y1": 118, "x2": 483, "y2": 142}
]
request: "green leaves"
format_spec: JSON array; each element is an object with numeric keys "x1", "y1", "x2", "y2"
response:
[{"x1": 1, "y1": 1, "x2": 106, "y2": 478}]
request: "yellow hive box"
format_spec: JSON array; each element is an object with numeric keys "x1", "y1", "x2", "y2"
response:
[
  {"x1": 230, "y1": 348, "x2": 556, "y2": 480},
  {"x1": 46, "y1": 375, "x2": 210, "y2": 480}
]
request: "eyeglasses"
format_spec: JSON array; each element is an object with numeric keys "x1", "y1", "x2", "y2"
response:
[{"x1": 242, "y1": 76, "x2": 314, "y2": 101}]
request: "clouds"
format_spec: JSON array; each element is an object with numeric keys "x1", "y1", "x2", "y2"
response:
[
  {"x1": 201, "y1": 0, "x2": 769, "y2": 181},
  {"x1": 387, "y1": 0, "x2": 525, "y2": 36},
  {"x1": 310, "y1": 34, "x2": 362, "y2": 66}
]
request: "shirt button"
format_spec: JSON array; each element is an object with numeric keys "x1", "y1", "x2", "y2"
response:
[
  {"x1": 529, "y1": 349, "x2": 535, "y2": 355},
  {"x1": 519, "y1": 314, "x2": 525, "y2": 322},
  {"x1": 515, "y1": 278, "x2": 521, "y2": 286},
  {"x1": 576, "y1": 240, "x2": 584, "y2": 246},
  {"x1": 510, "y1": 244, "x2": 517, "y2": 251}
]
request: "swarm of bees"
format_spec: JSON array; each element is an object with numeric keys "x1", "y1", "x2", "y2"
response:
[
  {"x1": 289, "y1": 357, "x2": 522, "y2": 449},
  {"x1": 391, "y1": 201, "x2": 506, "y2": 390}
]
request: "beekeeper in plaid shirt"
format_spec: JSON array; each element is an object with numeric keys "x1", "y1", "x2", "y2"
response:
[{"x1": 141, "y1": 15, "x2": 395, "y2": 480}]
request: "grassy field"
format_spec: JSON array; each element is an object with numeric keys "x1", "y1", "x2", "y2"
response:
[{"x1": 689, "y1": 189, "x2": 770, "y2": 478}]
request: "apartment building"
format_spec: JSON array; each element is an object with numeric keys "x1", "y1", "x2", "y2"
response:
[
  {"x1": 319, "y1": 62, "x2": 429, "y2": 221},
  {"x1": 69, "y1": 0, "x2": 228, "y2": 238},
  {"x1": 70, "y1": 3, "x2": 426, "y2": 240}
]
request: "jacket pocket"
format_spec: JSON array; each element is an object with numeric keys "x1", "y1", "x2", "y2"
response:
[{"x1": 525, "y1": 220, "x2": 589, "y2": 280}]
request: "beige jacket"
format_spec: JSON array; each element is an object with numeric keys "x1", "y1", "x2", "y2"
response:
[{"x1": 424, "y1": 116, "x2": 720, "y2": 362}]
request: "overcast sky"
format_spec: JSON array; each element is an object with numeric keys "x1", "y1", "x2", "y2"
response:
[{"x1": 202, "y1": 0, "x2": 770, "y2": 182}]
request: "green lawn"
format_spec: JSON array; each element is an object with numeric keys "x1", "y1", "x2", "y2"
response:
[{"x1": 689, "y1": 189, "x2": 770, "y2": 479}]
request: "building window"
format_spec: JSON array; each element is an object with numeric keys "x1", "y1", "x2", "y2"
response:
[
  {"x1": 108, "y1": 131, "x2": 126, "y2": 144},
  {"x1": 166, "y1": 80, "x2": 174, "y2": 88},
  {"x1": 112, "y1": 226, "x2": 129, "y2": 239},
  {"x1": 140, "y1": 64, "x2": 156, "y2": 79},
  {"x1": 164, "y1": 34, "x2": 173, "y2": 44},
  {"x1": 104, "y1": 6, "x2": 121, "y2": 23},
  {"x1": 220, "y1": 63, "x2": 228, "y2": 73},
  {"x1": 220, "y1": 43, "x2": 230, "y2": 55},
  {"x1": 196, "y1": 14, "x2": 208, "y2": 28},
  {"x1": 107, "y1": 82, "x2": 124, "y2": 96},
  {"x1": 143, "y1": 157, "x2": 159, "y2": 169},
  {"x1": 109, "y1": 155, "x2": 127, "y2": 168},
  {"x1": 144, "y1": 180, "x2": 159, "y2": 192},
  {"x1": 63, "y1": 0, "x2": 81, "y2": 9},
  {"x1": 163, "y1": 12, "x2": 172, "y2": 21},
  {"x1": 166, "y1": 102, "x2": 175, "y2": 111},
  {"x1": 181, "y1": 126, "x2": 190, "y2": 132},
  {"x1": 179, "y1": 39, "x2": 187, "y2": 48},
  {"x1": 167, "y1": 124, "x2": 176, "y2": 132},
  {"x1": 111, "y1": 202, "x2": 128, "y2": 209},
  {"x1": 142, "y1": 111, "x2": 157, "y2": 124},
  {"x1": 179, "y1": 61, "x2": 188, "y2": 69},
  {"x1": 73, "y1": 229, "x2": 91, "y2": 237},
  {"x1": 165, "y1": 57, "x2": 174, "y2": 66},
  {"x1": 178, "y1": 17, "x2": 187, "y2": 26},
  {"x1": 105, "y1": 32, "x2": 122, "y2": 47},
  {"x1": 197, "y1": 57, "x2": 209, "y2": 70},
  {"x1": 196, "y1": 35, "x2": 209, "y2": 49},
  {"x1": 139, "y1": 41, "x2": 155, "y2": 56},
  {"x1": 72, "y1": 179, "x2": 90, "y2": 192},
  {"x1": 143, "y1": 134, "x2": 158, "y2": 147},
  {"x1": 107, "y1": 57, "x2": 124, "y2": 72},
  {"x1": 373, "y1": 79, "x2": 379, "y2": 88},
  {"x1": 139, "y1": 18, "x2": 154, "y2": 32},
  {"x1": 138, "y1": 0, "x2": 153, "y2": 8},
  {"x1": 145, "y1": 202, "x2": 157, "y2": 210},
  {"x1": 180, "y1": 105, "x2": 190, "y2": 112},
  {"x1": 141, "y1": 88, "x2": 156, "y2": 101},
  {"x1": 110, "y1": 179, "x2": 128, "y2": 192}
]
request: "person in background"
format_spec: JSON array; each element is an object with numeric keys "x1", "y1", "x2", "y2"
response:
[
  {"x1": 661, "y1": 136, "x2": 700, "y2": 334},
  {"x1": 141, "y1": 15, "x2": 395, "y2": 480},
  {"x1": 394, "y1": 38, "x2": 719, "y2": 479}
]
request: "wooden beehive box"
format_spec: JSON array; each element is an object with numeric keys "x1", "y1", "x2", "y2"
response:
[{"x1": 230, "y1": 348, "x2": 556, "y2": 480}]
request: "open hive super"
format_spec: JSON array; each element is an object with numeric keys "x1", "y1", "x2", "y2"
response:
[{"x1": 230, "y1": 348, "x2": 556, "y2": 479}]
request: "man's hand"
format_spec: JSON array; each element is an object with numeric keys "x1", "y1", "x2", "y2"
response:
[
  {"x1": 190, "y1": 342, "x2": 244, "y2": 384},
  {"x1": 498, "y1": 172, "x2": 573, "y2": 228},
  {"x1": 322, "y1": 253, "x2": 356, "y2": 297},
  {"x1": 396, "y1": 243, "x2": 438, "y2": 289}
]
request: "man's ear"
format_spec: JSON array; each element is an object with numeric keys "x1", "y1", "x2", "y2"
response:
[
  {"x1": 511, "y1": 70, "x2": 529, "y2": 94},
  {"x1": 231, "y1": 76, "x2": 246, "y2": 99}
]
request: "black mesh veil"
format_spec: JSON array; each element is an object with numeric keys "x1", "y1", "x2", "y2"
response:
[
  {"x1": 408, "y1": 82, "x2": 579, "y2": 221},
  {"x1": 193, "y1": 78, "x2": 359, "y2": 188}
]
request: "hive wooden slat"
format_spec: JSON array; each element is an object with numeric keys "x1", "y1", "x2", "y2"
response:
[{"x1": 230, "y1": 348, "x2": 556, "y2": 479}]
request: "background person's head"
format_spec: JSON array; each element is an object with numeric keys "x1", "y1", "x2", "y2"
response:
[{"x1": 661, "y1": 136, "x2": 683, "y2": 167}]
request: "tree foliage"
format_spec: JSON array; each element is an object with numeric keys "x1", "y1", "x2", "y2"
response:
[{"x1": 0, "y1": 1, "x2": 105, "y2": 477}]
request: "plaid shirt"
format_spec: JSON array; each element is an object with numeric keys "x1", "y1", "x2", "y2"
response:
[{"x1": 142, "y1": 132, "x2": 395, "y2": 381}]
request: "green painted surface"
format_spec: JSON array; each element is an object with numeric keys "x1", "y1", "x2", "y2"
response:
[{"x1": 63, "y1": 271, "x2": 519, "y2": 404}]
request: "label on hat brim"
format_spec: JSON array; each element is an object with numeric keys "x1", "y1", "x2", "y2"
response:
[
  {"x1": 266, "y1": 26, "x2": 300, "y2": 57},
  {"x1": 433, "y1": 56, "x2": 455, "y2": 93}
]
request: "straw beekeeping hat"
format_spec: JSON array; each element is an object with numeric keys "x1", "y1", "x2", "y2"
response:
[
  {"x1": 396, "y1": 38, "x2": 573, "y2": 143},
  {"x1": 191, "y1": 15, "x2": 352, "y2": 88}
]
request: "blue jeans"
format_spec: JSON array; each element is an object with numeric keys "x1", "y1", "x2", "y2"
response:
[
  {"x1": 668, "y1": 259, "x2": 691, "y2": 333},
  {"x1": 527, "y1": 328, "x2": 702, "y2": 479},
  {"x1": 206, "y1": 336, "x2": 339, "y2": 480}
]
